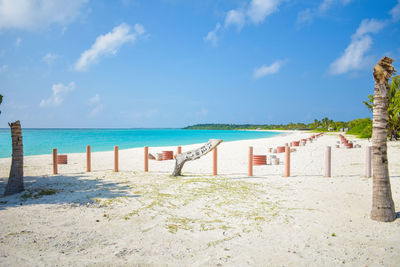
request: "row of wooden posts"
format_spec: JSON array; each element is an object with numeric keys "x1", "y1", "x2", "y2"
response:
[
  {"x1": 51, "y1": 144, "x2": 372, "y2": 178},
  {"x1": 52, "y1": 145, "x2": 218, "y2": 176}
]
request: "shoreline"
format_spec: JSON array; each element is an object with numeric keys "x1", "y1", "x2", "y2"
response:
[{"x1": 0, "y1": 129, "x2": 290, "y2": 160}]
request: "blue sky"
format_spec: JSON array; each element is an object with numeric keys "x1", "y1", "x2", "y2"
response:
[{"x1": 0, "y1": 0, "x2": 399, "y2": 128}]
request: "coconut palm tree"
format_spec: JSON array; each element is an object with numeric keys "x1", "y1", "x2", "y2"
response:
[
  {"x1": 313, "y1": 119, "x2": 320, "y2": 128},
  {"x1": 321, "y1": 117, "x2": 329, "y2": 128},
  {"x1": 1, "y1": 95, "x2": 25, "y2": 195},
  {"x1": 370, "y1": 56, "x2": 396, "y2": 222},
  {"x1": 1, "y1": 96, "x2": 25, "y2": 195},
  {"x1": 4, "y1": 120, "x2": 24, "y2": 196}
]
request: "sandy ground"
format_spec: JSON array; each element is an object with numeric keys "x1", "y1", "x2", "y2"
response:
[{"x1": 0, "y1": 131, "x2": 399, "y2": 266}]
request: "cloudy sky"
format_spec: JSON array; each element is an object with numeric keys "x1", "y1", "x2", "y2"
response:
[{"x1": 0, "y1": 0, "x2": 399, "y2": 128}]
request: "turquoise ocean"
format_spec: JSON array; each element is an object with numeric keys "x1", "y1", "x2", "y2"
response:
[{"x1": 0, "y1": 128, "x2": 282, "y2": 158}]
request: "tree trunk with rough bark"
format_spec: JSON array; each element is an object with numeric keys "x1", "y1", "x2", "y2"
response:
[
  {"x1": 4, "y1": 121, "x2": 24, "y2": 196},
  {"x1": 370, "y1": 57, "x2": 396, "y2": 222},
  {"x1": 172, "y1": 139, "x2": 222, "y2": 176}
]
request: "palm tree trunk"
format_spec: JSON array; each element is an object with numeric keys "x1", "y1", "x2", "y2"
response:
[
  {"x1": 370, "y1": 57, "x2": 396, "y2": 222},
  {"x1": 4, "y1": 121, "x2": 24, "y2": 196}
]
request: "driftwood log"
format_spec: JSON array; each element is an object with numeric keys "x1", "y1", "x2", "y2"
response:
[{"x1": 172, "y1": 139, "x2": 222, "y2": 176}]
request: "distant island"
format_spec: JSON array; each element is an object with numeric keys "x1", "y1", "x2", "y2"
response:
[{"x1": 184, "y1": 117, "x2": 372, "y2": 138}]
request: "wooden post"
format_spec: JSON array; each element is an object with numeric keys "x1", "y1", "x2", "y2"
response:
[
  {"x1": 144, "y1": 146, "x2": 149, "y2": 172},
  {"x1": 114, "y1": 146, "x2": 118, "y2": 172},
  {"x1": 177, "y1": 146, "x2": 182, "y2": 155},
  {"x1": 213, "y1": 147, "x2": 218, "y2": 176},
  {"x1": 325, "y1": 146, "x2": 331, "y2": 177},
  {"x1": 366, "y1": 146, "x2": 372, "y2": 178},
  {"x1": 284, "y1": 146, "x2": 290, "y2": 177},
  {"x1": 52, "y1": 148, "x2": 58, "y2": 175},
  {"x1": 248, "y1": 146, "x2": 253, "y2": 177},
  {"x1": 86, "y1": 145, "x2": 91, "y2": 172}
]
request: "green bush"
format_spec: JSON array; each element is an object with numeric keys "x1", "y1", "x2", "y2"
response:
[{"x1": 347, "y1": 118, "x2": 372, "y2": 138}]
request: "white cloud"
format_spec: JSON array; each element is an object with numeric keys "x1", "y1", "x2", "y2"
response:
[
  {"x1": 247, "y1": 0, "x2": 281, "y2": 24},
  {"x1": 42, "y1": 53, "x2": 57, "y2": 65},
  {"x1": 40, "y1": 82, "x2": 75, "y2": 107},
  {"x1": 74, "y1": 23, "x2": 144, "y2": 71},
  {"x1": 297, "y1": 8, "x2": 313, "y2": 24},
  {"x1": 88, "y1": 94, "x2": 103, "y2": 117},
  {"x1": 329, "y1": 18, "x2": 386, "y2": 75},
  {"x1": 206, "y1": 0, "x2": 283, "y2": 46},
  {"x1": 204, "y1": 23, "x2": 221, "y2": 46},
  {"x1": 390, "y1": 0, "x2": 400, "y2": 22},
  {"x1": 329, "y1": 35, "x2": 372, "y2": 75},
  {"x1": 225, "y1": 9, "x2": 245, "y2": 30},
  {"x1": 0, "y1": 64, "x2": 8, "y2": 72},
  {"x1": 318, "y1": 0, "x2": 335, "y2": 13},
  {"x1": 0, "y1": 0, "x2": 88, "y2": 30},
  {"x1": 15, "y1": 37, "x2": 22, "y2": 47},
  {"x1": 253, "y1": 61, "x2": 283, "y2": 79},
  {"x1": 134, "y1": 23, "x2": 145, "y2": 35},
  {"x1": 297, "y1": 0, "x2": 354, "y2": 25},
  {"x1": 88, "y1": 93, "x2": 100, "y2": 104},
  {"x1": 88, "y1": 104, "x2": 103, "y2": 117},
  {"x1": 353, "y1": 19, "x2": 387, "y2": 39}
]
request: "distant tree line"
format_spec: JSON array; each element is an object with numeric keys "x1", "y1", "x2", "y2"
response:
[{"x1": 184, "y1": 117, "x2": 372, "y2": 138}]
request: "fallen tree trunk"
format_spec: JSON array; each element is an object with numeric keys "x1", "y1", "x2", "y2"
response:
[{"x1": 172, "y1": 139, "x2": 222, "y2": 176}]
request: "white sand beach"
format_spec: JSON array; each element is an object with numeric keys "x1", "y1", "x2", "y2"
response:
[{"x1": 0, "y1": 131, "x2": 399, "y2": 266}]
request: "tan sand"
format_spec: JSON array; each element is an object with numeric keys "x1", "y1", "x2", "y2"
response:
[{"x1": 0, "y1": 131, "x2": 399, "y2": 266}]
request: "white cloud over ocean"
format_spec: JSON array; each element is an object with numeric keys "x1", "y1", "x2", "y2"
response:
[
  {"x1": 88, "y1": 94, "x2": 103, "y2": 117},
  {"x1": 74, "y1": 23, "x2": 145, "y2": 71},
  {"x1": 88, "y1": 104, "x2": 103, "y2": 118},
  {"x1": 206, "y1": 0, "x2": 283, "y2": 45},
  {"x1": 40, "y1": 82, "x2": 75, "y2": 107}
]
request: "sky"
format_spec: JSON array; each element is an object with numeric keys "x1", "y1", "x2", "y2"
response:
[{"x1": 0, "y1": 0, "x2": 399, "y2": 128}]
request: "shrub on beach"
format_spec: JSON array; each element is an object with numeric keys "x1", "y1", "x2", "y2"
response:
[{"x1": 346, "y1": 118, "x2": 372, "y2": 138}]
